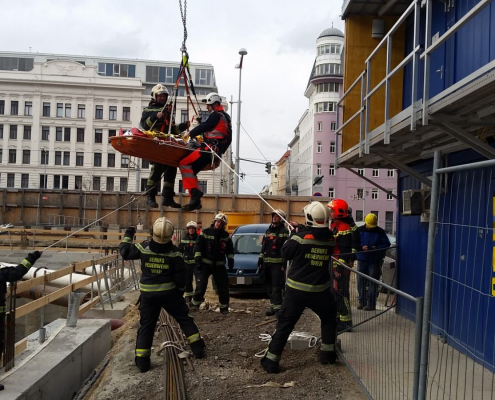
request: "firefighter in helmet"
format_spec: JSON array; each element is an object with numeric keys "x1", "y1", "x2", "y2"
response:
[{"x1": 179, "y1": 221, "x2": 200, "y2": 303}]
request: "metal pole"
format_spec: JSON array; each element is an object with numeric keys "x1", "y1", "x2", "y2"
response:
[
  {"x1": 413, "y1": 297, "x2": 424, "y2": 400},
  {"x1": 234, "y1": 60, "x2": 243, "y2": 194},
  {"x1": 418, "y1": 150, "x2": 441, "y2": 399}
]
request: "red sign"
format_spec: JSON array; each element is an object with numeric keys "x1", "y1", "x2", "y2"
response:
[
  {"x1": 313, "y1": 192, "x2": 322, "y2": 197},
  {"x1": 42, "y1": 196, "x2": 48, "y2": 200}
]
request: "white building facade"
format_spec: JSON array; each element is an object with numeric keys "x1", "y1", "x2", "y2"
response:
[{"x1": 0, "y1": 52, "x2": 229, "y2": 194}]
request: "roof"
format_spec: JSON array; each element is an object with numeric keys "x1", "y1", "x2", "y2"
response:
[
  {"x1": 275, "y1": 150, "x2": 291, "y2": 165},
  {"x1": 318, "y1": 27, "x2": 344, "y2": 39},
  {"x1": 341, "y1": 0, "x2": 410, "y2": 18}
]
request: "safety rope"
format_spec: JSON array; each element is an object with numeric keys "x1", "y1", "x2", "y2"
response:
[{"x1": 254, "y1": 332, "x2": 318, "y2": 358}]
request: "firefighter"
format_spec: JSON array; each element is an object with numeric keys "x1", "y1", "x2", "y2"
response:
[
  {"x1": 327, "y1": 199, "x2": 359, "y2": 333},
  {"x1": 141, "y1": 84, "x2": 190, "y2": 209},
  {"x1": 179, "y1": 93, "x2": 232, "y2": 211},
  {"x1": 260, "y1": 202, "x2": 336, "y2": 373},
  {"x1": 258, "y1": 209, "x2": 290, "y2": 316},
  {"x1": 0, "y1": 251, "x2": 42, "y2": 391},
  {"x1": 119, "y1": 217, "x2": 205, "y2": 373},
  {"x1": 179, "y1": 221, "x2": 200, "y2": 303},
  {"x1": 189, "y1": 213, "x2": 234, "y2": 315}
]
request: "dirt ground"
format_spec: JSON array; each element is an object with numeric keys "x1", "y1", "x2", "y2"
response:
[{"x1": 85, "y1": 287, "x2": 365, "y2": 400}]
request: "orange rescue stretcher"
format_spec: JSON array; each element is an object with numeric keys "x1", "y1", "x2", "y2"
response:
[{"x1": 109, "y1": 127, "x2": 220, "y2": 170}]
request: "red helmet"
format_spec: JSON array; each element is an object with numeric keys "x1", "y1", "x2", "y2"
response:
[{"x1": 327, "y1": 199, "x2": 349, "y2": 218}]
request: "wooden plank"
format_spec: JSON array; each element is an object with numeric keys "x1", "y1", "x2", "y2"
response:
[
  {"x1": 78, "y1": 296, "x2": 101, "y2": 315},
  {"x1": 15, "y1": 286, "x2": 72, "y2": 319},
  {"x1": 15, "y1": 265, "x2": 74, "y2": 293},
  {"x1": 15, "y1": 338, "x2": 27, "y2": 356}
]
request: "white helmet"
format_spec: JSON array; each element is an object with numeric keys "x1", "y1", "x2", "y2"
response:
[
  {"x1": 271, "y1": 209, "x2": 287, "y2": 219},
  {"x1": 152, "y1": 217, "x2": 174, "y2": 244},
  {"x1": 303, "y1": 201, "x2": 330, "y2": 228},
  {"x1": 213, "y1": 213, "x2": 228, "y2": 225},
  {"x1": 186, "y1": 221, "x2": 197, "y2": 229},
  {"x1": 202, "y1": 92, "x2": 222, "y2": 105},
  {"x1": 151, "y1": 84, "x2": 169, "y2": 101}
]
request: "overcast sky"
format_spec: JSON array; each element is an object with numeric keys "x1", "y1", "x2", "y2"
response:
[{"x1": 1, "y1": 0, "x2": 344, "y2": 194}]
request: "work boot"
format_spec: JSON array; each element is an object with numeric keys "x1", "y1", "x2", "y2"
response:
[
  {"x1": 357, "y1": 304, "x2": 364, "y2": 310},
  {"x1": 190, "y1": 339, "x2": 206, "y2": 359},
  {"x1": 189, "y1": 302, "x2": 200, "y2": 311},
  {"x1": 181, "y1": 188, "x2": 203, "y2": 211},
  {"x1": 0, "y1": 383, "x2": 4, "y2": 391},
  {"x1": 220, "y1": 306, "x2": 229, "y2": 315},
  {"x1": 319, "y1": 351, "x2": 337, "y2": 365},
  {"x1": 260, "y1": 357, "x2": 280, "y2": 374},
  {"x1": 265, "y1": 308, "x2": 276, "y2": 317},
  {"x1": 146, "y1": 185, "x2": 158, "y2": 208},
  {"x1": 162, "y1": 187, "x2": 181, "y2": 208},
  {"x1": 363, "y1": 306, "x2": 375, "y2": 311},
  {"x1": 135, "y1": 356, "x2": 151, "y2": 373}
]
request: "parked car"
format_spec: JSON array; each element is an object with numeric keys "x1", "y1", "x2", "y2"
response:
[{"x1": 228, "y1": 224, "x2": 269, "y2": 292}]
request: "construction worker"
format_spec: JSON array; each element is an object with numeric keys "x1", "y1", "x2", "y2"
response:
[
  {"x1": 179, "y1": 93, "x2": 232, "y2": 211},
  {"x1": 327, "y1": 199, "x2": 359, "y2": 333},
  {"x1": 189, "y1": 213, "x2": 234, "y2": 314},
  {"x1": 119, "y1": 217, "x2": 205, "y2": 373},
  {"x1": 0, "y1": 251, "x2": 42, "y2": 391},
  {"x1": 260, "y1": 202, "x2": 336, "y2": 373},
  {"x1": 179, "y1": 221, "x2": 200, "y2": 303},
  {"x1": 258, "y1": 209, "x2": 290, "y2": 316},
  {"x1": 141, "y1": 84, "x2": 190, "y2": 209}
]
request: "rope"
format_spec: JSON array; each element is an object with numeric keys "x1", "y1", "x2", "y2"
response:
[{"x1": 254, "y1": 332, "x2": 318, "y2": 358}]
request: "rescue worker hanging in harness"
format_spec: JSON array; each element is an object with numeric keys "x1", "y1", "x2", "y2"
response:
[
  {"x1": 119, "y1": 217, "x2": 205, "y2": 373},
  {"x1": 260, "y1": 202, "x2": 337, "y2": 373},
  {"x1": 189, "y1": 213, "x2": 234, "y2": 314},
  {"x1": 0, "y1": 251, "x2": 42, "y2": 391},
  {"x1": 179, "y1": 93, "x2": 232, "y2": 211},
  {"x1": 179, "y1": 221, "x2": 200, "y2": 303},
  {"x1": 258, "y1": 209, "x2": 290, "y2": 317},
  {"x1": 141, "y1": 84, "x2": 190, "y2": 209},
  {"x1": 327, "y1": 199, "x2": 360, "y2": 333}
]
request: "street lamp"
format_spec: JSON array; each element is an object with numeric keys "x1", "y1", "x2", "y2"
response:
[{"x1": 234, "y1": 48, "x2": 247, "y2": 194}]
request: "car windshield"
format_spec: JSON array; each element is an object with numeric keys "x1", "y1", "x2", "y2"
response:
[{"x1": 233, "y1": 234, "x2": 264, "y2": 254}]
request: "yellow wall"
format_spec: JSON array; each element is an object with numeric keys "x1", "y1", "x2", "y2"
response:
[{"x1": 342, "y1": 16, "x2": 406, "y2": 152}]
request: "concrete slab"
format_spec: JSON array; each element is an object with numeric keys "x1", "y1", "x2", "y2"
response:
[
  {"x1": 0, "y1": 318, "x2": 111, "y2": 400},
  {"x1": 83, "y1": 293, "x2": 136, "y2": 319}
]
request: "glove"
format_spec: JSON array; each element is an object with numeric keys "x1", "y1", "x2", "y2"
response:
[
  {"x1": 125, "y1": 227, "x2": 136, "y2": 237},
  {"x1": 26, "y1": 251, "x2": 42, "y2": 265},
  {"x1": 257, "y1": 257, "x2": 264, "y2": 268},
  {"x1": 228, "y1": 259, "x2": 234, "y2": 272}
]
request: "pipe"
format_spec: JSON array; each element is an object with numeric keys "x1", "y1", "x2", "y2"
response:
[
  {"x1": 22, "y1": 267, "x2": 113, "y2": 290},
  {"x1": 17, "y1": 285, "x2": 91, "y2": 307}
]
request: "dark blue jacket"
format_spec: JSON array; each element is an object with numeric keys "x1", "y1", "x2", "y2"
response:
[{"x1": 356, "y1": 225, "x2": 390, "y2": 263}]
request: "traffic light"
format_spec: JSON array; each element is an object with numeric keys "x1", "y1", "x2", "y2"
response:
[{"x1": 265, "y1": 162, "x2": 271, "y2": 174}]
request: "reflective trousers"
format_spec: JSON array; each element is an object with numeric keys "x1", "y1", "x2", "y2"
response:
[
  {"x1": 264, "y1": 263, "x2": 286, "y2": 311},
  {"x1": 192, "y1": 265, "x2": 230, "y2": 308}
]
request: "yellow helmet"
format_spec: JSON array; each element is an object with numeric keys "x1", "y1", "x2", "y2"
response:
[
  {"x1": 152, "y1": 217, "x2": 174, "y2": 244},
  {"x1": 364, "y1": 213, "x2": 378, "y2": 228},
  {"x1": 151, "y1": 84, "x2": 169, "y2": 101}
]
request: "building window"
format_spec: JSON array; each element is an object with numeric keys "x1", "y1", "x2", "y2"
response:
[
  {"x1": 56, "y1": 127, "x2": 62, "y2": 141},
  {"x1": 75, "y1": 175, "x2": 82, "y2": 190},
  {"x1": 140, "y1": 178, "x2": 147, "y2": 192},
  {"x1": 21, "y1": 174, "x2": 29, "y2": 188},
  {"x1": 315, "y1": 63, "x2": 341, "y2": 76},
  {"x1": 64, "y1": 103, "x2": 71, "y2": 118},
  {"x1": 11, "y1": 101, "x2": 18, "y2": 115},
  {"x1": 41, "y1": 150, "x2": 49, "y2": 165},
  {"x1": 41, "y1": 126, "x2": 49, "y2": 140},
  {"x1": 7, "y1": 173, "x2": 14, "y2": 188},
  {"x1": 106, "y1": 177, "x2": 114, "y2": 191},
  {"x1": 195, "y1": 69, "x2": 212, "y2": 86},
  {"x1": 109, "y1": 129, "x2": 116, "y2": 138},
  {"x1": 372, "y1": 189, "x2": 378, "y2": 200},
  {"x1": 95, "y1": 105, "x2": 103, "y2": 119},
  {"x1": 120, "y1": 177, "x2": 128, "y2": 192},
  {"x1": 94, "y1": 153, "x2": 102, "y2": 167},
  {"x1": 8, "y1": 150, "x2": 16, "y2": 164},
  {"x1": 356, "y1": 210, "x2": 363, "y2": 222},
  {"x1": 107, "y1": 153, "x2": 115, "y2": 168},
  {"x1": 330, "y1": 122, "x2": 337, "y2": 131},
  {"x1": 181, "y1": 110, "x2": 188, "y2": 123},
  {"x1": 385, "y1": 211, "x2": 394, "y2": 234},
  {"x1": 316, "y1": 82, "x2": 340, "y2": 93},
  {"x1": 317, "y1": 121, "x2": 322, "y2": 131},
  {"x1": 64, "y1": 127, "x2": 71, "y2": 141},
  {"x1": 387, "y1": 191, "x2": 394, "y2": 200},
  {"x1": 9, "y1": 125, "x2": 17, "y2": 139},
  {"x1": 316, "y1": 164, "x2": 321, "y2": 176},
  {"x1": 330, "y1": 141, "x2": 336, "y2": 153},
  {"x1": 98, "y1": 63, "x2": 136, "y2": 78},
  {"x1": 0, "y1": 100, "x2": 4, "y2": 114},
  {"x1": 92, "y1": 176, "x2": 101, "y2": 191},
  {"x1": 77, "y1": 104, "x2": 85, "y2": 119},
  {"x1": 24, "y1": 101, "x2": 32, "y2": 116},
  {"x1": 329, "y1": 164, "x2": 335, "y2": 176},
  {"x1": 109, "y1": 106, "x2": 117, "y2": 120},
  {"x1": 94, "y1": 129, "x2": 103, "y2": 143},
  {"x1": 54, "y1": 175, "x2": 69, "y2": 190},
  {"x1": 314, "y1": 102, "x2": 337, "y2": 113},
  {"x1": 121, "y1": 155, "x2": 129, "y2": 168},
  {"x1": 55, "y1": 151, "x2": 62, "y2": 165},
  {"x1": 43, "y1": 102, "x2": 51, "y2": 117},
  {"x1": 0, "y1": 124, "x2": 3, "y2": 139},
  {"x1": 62, "y1": 176, "x2": 69, "y2": 189},
  {"x1": 76, "y1": 152, "x2": 84, "y2": 166},
  {"x1": 317, "y1": 142, "x2": 322, "y2": 153},
  {"x1": 77, "y1": 128, "x2": 84, "y2": 142},
  {"x1": 63, "y1": 151, "x2": 70, "y2": 166},
  {"x1": 318, "y1": 44, "x2": 341, "y2": 55},
  {"x1": 387, "y1": 169, "x2": 395, "y2": 177},
  {"x1": 23, "y1": 125, "x2": 31, "y2": 140},
  {"x1": 357, "y1": 188, "x2": 364, "y2": 199},
  {"x1": 22, "y1": 150, "x2": 30, "y2": 164},
  {"x1": 328, "y1": 187, "x2": 335, "y2": 198},
  {"x1": 123, "y1": 107, "x2": 130, "y2": 121},
  {"x1": 54, "y1": 175, "x2": 60, "y2": 189},
  {"x1": 0, "y1": 149, "x2": 2, "y2": 163},
  {"x1": 145, "y1": 65, "x2": 179, "y2": 83},
  {"x1": 372, "y1": 169, "x2": 379, "y2": 177},
  {"x1": 0, "y1": 57, "x2": 34, "y2": 71},
  {"x1": 57, "y1": 103, "x2": 63, "y2": 117},
  {"x1": 142, "y1": 159, "x2": 150, "y2": 169},
  {"x1": 40, "y1": 174, "x2": 47, "y2": 189},
  {"x1": 357, "y1": 168, "x2": 364, "y2": 176}
]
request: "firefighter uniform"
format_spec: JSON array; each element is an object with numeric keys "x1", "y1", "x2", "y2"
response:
[
  {"x1": 179, "y1": 231, "x2": 199, "y2": 300},
  {"x1": 190, "y1": 224, "x2": 234, "y2": 312},
  {"x1": 259, "y1": 223, "x2": 290, "y2": 314},
  {"x1": 261, "y1": 218, "x2": 337, "y2": 373},
  {"x1": 120, "y1": 224, "x2": 204, "y2": 372}
]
